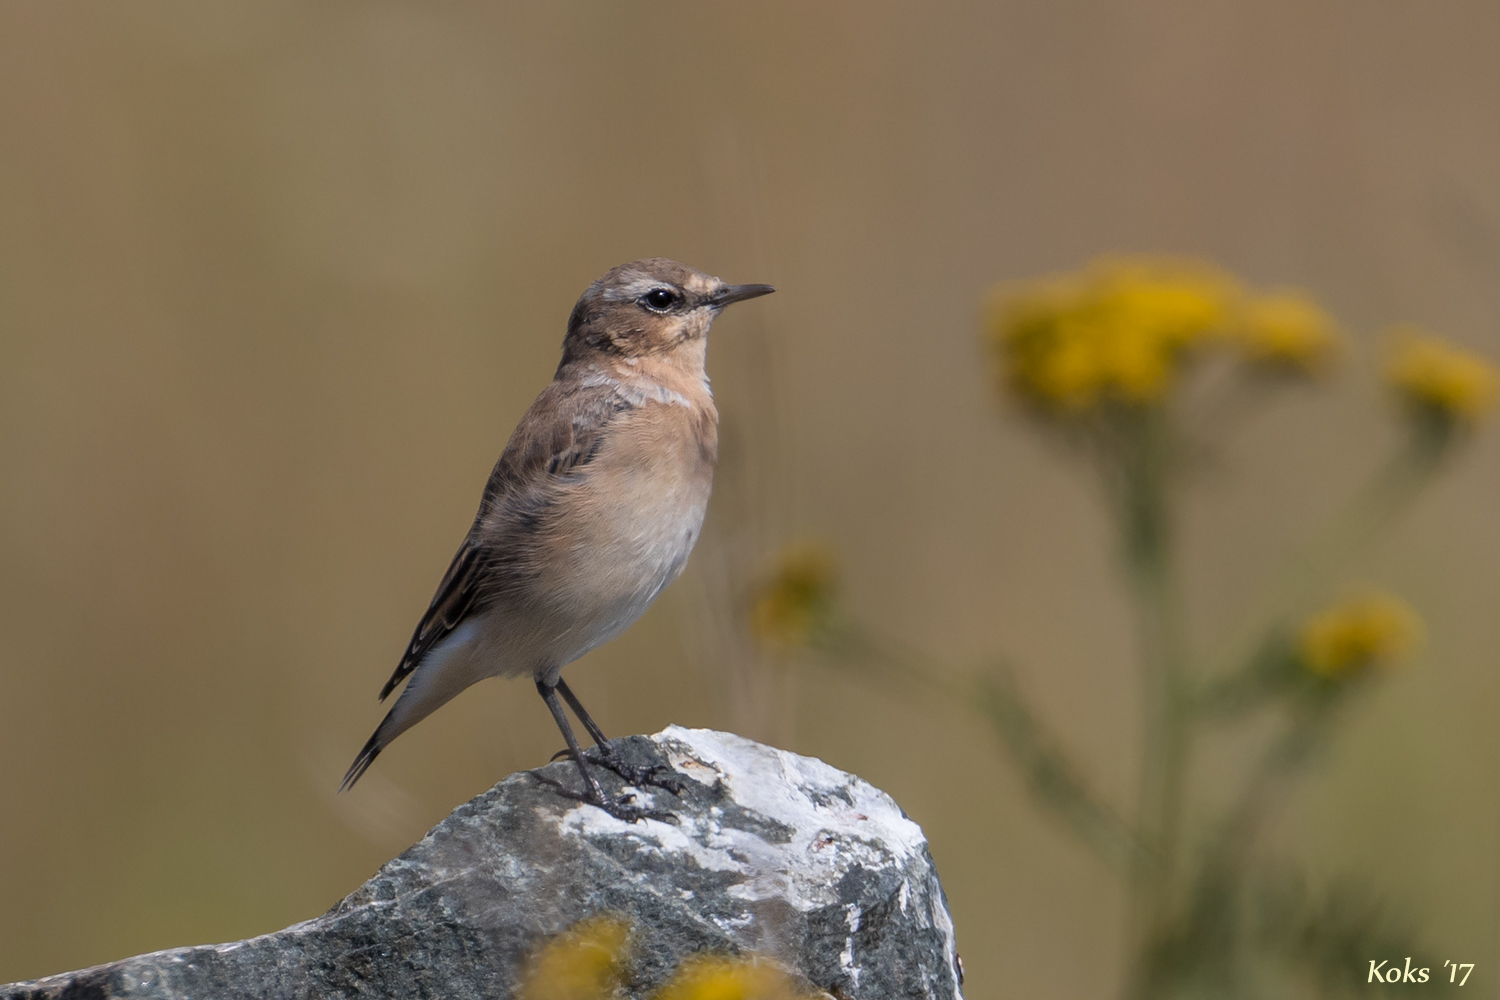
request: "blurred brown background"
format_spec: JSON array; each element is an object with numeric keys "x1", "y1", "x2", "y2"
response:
[{"x1": 1, "y1": 3, "x2": 1498, "y2": 997}]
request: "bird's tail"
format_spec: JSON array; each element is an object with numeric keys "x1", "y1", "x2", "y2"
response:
[
  {"x1": 339, "y1": 728, "x2": 385, "y2": 792},
  {"x1": 339, "y1": 620, "x2": 483, "y2": 792},
  {"x1": 337, "y1": 687, "x2": 436, "y2": 793}
]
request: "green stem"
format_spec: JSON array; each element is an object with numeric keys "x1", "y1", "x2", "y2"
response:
[
  {"x1": 1205, "y1": 432, "x2": 1447, "y2": 685},
  {"x1": 816, "y1": 624, "x2": 1138, "y2": 873},
  {"x1": 1188, "y1": 699, "x2": 1346, "y2": 992},
  {"x1": 1113, "y1": 409, "x2": 1193, "y2": 1000},
  {"x1": 1213, "y1": 706, "x2": 1333, "y2": 877},
  {"x1": 969, "y1": 667, "x2": 1139, "y2": 873}
]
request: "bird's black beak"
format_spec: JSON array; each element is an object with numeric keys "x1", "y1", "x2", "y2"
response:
[{"x1": 712, "y1": 283, "x2": 776, "y2": 307}]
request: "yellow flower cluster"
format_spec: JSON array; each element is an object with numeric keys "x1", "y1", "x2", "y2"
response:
[
  {"x1": 518, "y1": 915, "x2": 631, "y2": 1000},
  {"x1": 652, "y1": 956, "x2": 812, "y2": 1000},
  {"x1": 1385, "y1": 327, "x2": 1497, "y2": 425},
  {"x1": 750, "y1": 543, "x2": 838, "y2": 649},
  {"x1": 518, "y1": 916, "x2": 815, "y2": 1000},
  {"x1": 1237, "y1": 291, "x2": 1342, "y2": 374},
  {"x1": 989, "y1": 257, "x2": 1235, "y2": 412},
  {"x1": 987, "y1": 257, "x2": 1344, "y2": 415},
  {"x1": 1298, "y1": 591, "x2": 1421, "y2": 679}
]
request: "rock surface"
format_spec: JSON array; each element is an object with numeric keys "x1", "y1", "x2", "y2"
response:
[{"x1": 2, "y1": 727, "x2": 963, "y2": 999}]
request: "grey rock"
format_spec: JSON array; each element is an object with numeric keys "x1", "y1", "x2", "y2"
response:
[{"x1": 3, "y1": 728, "x2": 963, "y2": 1000}]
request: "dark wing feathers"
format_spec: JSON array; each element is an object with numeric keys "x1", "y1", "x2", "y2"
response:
[
  {"x1": 374, "y1": 375, "x2": 634, "y2": 703},
  {"x1": 378, "y1": 539, "x2": 487, "y2": 701}
]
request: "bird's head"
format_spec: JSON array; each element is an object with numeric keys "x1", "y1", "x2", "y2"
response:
[{"x1": 561, "y1": 258, "x2": 774, "y2": 366}]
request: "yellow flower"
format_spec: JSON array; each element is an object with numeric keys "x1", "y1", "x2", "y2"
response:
[
  {"x1": 518, "y1": 915, "x2": 631, "y2": 1000},
  {"x1": 650, "y1": 955, "x2": 812, "y2": 1000},
  {"x1": 1386, "y1": 328, "x2": 1497, "y2": 424},
  {"x1": 1236, "y1": 290, "x2": 1342, "y2": 374},
  {"x1": 750, "y1": 544, "x2": 838, "y2": 650},
  {"x1": 988, "y1": 256, "x2": 1239, "y2": 414},
  {"x1": 1298, "y1": 591, "x2": 1421, "y2": 679}
]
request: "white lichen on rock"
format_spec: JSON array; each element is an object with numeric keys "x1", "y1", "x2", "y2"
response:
[{"x1": 562, "y1": 727, "x2": 931, "y2": 911}]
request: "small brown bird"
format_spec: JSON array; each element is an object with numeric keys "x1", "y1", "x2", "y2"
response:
[{"x1": 341, "y1": 258, "x2": 773, "y2": 819}]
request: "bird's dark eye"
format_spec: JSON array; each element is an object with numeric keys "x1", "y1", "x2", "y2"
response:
[{"x1": 641, "y1": 288, "x2": 679, "y2": 312}]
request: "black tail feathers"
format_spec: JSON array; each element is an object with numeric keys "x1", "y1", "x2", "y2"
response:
[{"x1": 339, "y1": 730, "x2": 384, "y2": 792}]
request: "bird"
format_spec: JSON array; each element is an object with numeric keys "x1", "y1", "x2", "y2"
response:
[{"x1": 340, "y1": 258, "x2": 774, "y2": 820}]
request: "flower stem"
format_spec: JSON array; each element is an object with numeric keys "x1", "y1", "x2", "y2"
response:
[
  {"x1": 1112, "y1": 409, "x2": 1193, "y2": 1000},
  {"x1": 1205, "y1": 431, "x2": 1447, "y2": 685},
  {"x1": 816, "y1": 624, "x2": 1138, "y2": 873}
]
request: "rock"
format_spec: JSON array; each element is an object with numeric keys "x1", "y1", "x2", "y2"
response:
[{"x1": 2, "y1": 727, "x2": 964, "y2": 999}]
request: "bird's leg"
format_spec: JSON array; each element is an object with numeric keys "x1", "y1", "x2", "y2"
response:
[
  {"x1": 532, "y1": 680, "x2": 674, "y2": 823},
  {"x1": 553, "y1": 677, "x2": 685, "y2": 796},
  {"x1": 554, "y1": 677, "x2": 610, "y2": 746}
]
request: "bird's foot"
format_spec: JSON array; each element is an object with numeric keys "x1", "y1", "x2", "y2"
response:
[
  {"x1": 547, "y1": 743, "x2": 688, "y2": 797},
  {"x1": 587, "y1": 744, "x2": 688, "y2": 797},
  {"x1": 528, "y1": 770, "x2": 678, "y2": 824}
]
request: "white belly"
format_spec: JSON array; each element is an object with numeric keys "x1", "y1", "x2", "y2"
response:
[{"x1": 478, "y1": 408, "x2": 714, "y2": 680}]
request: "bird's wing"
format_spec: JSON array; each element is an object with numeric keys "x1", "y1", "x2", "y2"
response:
[
  {"x1": 377, "y1": 538, "x2": 488, "y2": 700},
  {"x1": 375, "y1": 374, "x2": 636, "y2": 702},
  {"x1": 481, "y1": 373, "x2": 641, "y2": 498}
]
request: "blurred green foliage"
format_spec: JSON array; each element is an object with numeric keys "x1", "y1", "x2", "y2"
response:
[{"x1": 755, "y1": 256, "x2": 1496, "y2": 999}]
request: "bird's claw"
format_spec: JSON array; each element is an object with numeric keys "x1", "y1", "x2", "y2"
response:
[
  {"x1": 596, "y1": 796, "x2": 678, "y2": 824},
  {"x1": 584, "y1": 745, "x2": 688, "y2": 796},
  {"x1": 545, "y1": 744, "x2": 688, "y2": 796},
  {"x1": 528, "y1": 770, "x2": 678, "y2": 824}
]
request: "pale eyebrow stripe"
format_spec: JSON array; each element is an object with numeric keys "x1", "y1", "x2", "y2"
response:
[{"x1": 601, "y1": 276, "x2": 674, "y2": 301}]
